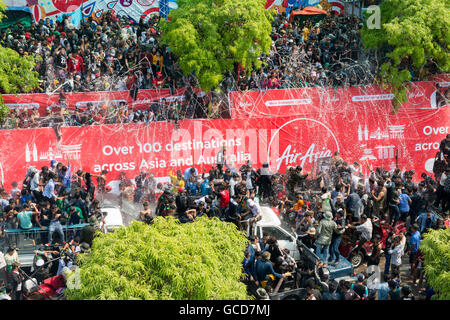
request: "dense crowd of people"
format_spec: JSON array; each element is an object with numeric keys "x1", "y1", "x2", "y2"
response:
[
  {"x1": 0, "y1": 6, "x2": 448, "y2": 301},
  {"x1": 0, "y1": 10, "x2": 376, "y2": 130},
  {"x1": 0, "y1": 92, "x2": 227, "y2": 130},
  {"x1": 0, "y1": 134, "x2": 449, "y2": 300},
  {"x1": 235, "y1": 15, "x2": 370, "y2": 91},
  {"x1": 2, "y1": 12, "x2": 369, "y2": 94}
]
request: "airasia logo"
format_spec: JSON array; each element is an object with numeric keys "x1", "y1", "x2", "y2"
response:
[
  {"x1": 52, "y1": 0, "x2": 82, "y2": 12},
  {"x1": 267, "y1": 118, "x2": 340, "y2": 172}
]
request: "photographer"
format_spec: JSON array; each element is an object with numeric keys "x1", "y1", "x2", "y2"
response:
[
  {"x1": 155, "y1": 185, "x2": 173, "y2": 216},
  {"x1": 175, "y1": 188, "x2": 191, "y2": 218},
  {"x1": 139, "y1": 201, "x2": 153, "y2": 223}
]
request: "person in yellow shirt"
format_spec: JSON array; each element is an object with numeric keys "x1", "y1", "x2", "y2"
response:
[
  {"x1": 169, "y1": 167, "x2": 185, "y2": 194},
  {"x1": 152, "y1": 50, "x2": 163, "y2": 73},
  {"x1": 303, "y1": 27, "x2": 310, "y2": 41}
]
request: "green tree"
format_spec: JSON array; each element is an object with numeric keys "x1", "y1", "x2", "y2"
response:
[
  {"x1": 420, "y1": 228, "x2": 450, "y2": 300},
  {"x1": 361, "y1": 0, "x2": 450, "y2": 112},
  {"x1": 0, "y1": 0, "x2": 40, "y2": 123},
  {"x1": 65, "y1": 217, "x2": 250, "y2": 300},
  {"x1": 160, "y1": 0, "x2": 273, "y2": 92}
]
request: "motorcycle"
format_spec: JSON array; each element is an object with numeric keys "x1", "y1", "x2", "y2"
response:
[
  {"x1": 339, "y1": 217, "x2": 407, "y2": 268},
  {"x1": 21, "y1": 248, "x2": 75, "y2": 300}
]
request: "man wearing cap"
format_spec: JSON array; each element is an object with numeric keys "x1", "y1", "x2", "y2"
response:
[
  {"x1": 315, "y1": 211, "x2": 346, "y2": 264},
  {"x1": 351, "y1": 274, "x2": 368, "y2": 300},
  {"x1": 34, "y1": 258, "x2": 50, "y2": 284},
  {"x1": 255, "y1": 251, "x2": 288, "y2": 293}
]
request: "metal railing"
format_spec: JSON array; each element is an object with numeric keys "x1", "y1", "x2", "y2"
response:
[{"x1": 0, "y1": 224, "x2": 90, "y2": 252}]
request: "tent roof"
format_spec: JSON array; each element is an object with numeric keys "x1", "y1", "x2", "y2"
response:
[{"x1": 291, "y1": 7, "x2": 328, "y2": 16}]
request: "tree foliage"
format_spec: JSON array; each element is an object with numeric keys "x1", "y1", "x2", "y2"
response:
[
  {"x1": 0, "y1": 0, "x2": 40, "y2": 123},
  {"x1": 361, "y1": 0, "x2": 450, "y2": 112},
  {"x1": 160, "y1": 0, "x2": 274, "y2": 92},
  {"x1": 65, "y1": 217, "x2": 250, "y2": 300},
  {"x1": 420, "y1": 228, "x2": 450, "y2": 300}
]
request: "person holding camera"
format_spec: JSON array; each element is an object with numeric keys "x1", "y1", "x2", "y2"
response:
[{"x1": 139, "y1": 202, "x2": 153, "y2": 223}]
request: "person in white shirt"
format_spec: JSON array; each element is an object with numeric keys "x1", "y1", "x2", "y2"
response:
[
  {"x1": 388, "y1": 236, "x2": 403, "y2": 274},
  {"x1": 440, "y1": 170, "x2": 448, "y2": 186},
  {"x1": 241, "y1": 199, "x2": 261, "y2": 236},
  {"x1": 351, "y1": 173, "x2": 364, "y2": 192},
  {"x1": 357, "y1": 217, "x2": 372, "y2": 239},
  {"x1": 4, "y1": 247, "x2": 19, "y2": 273},
  {"x1": 229, "y1": 173, "x2": 240, "y2": 197},
  {"x1": 349, "y1": 161, "x2": 361, "y2": 175},
  {"x1": 347, "y1": 214, "x2": 373, "y2": 250}
]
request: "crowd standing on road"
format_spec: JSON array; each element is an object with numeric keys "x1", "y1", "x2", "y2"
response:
[
  {"x1": 0, "y1": 133, "x2": 449, "y2": 299},
  {"x1": 0, "y1": 7, "x2": 449, "y2": 300}
]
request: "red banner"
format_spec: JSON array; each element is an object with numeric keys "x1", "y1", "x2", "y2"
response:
[
  {"x1": 0, "y1": 102, "x2": 448, "y2": 191},
  {"x1": 1, "y1": 89, "x2": 190, "y2": 116},
  {"x1": 229, "y1": 80, "x2": 449, "y2": 119}
]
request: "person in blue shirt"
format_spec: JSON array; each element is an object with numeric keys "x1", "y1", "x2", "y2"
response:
[
  {"x1": 19, "y1": 189, "x2": 33, "y2": 205},
  {"x1": 398, "y1": 190, "x2": 411, "y2": 222},
  {"x1": 254, "y1": 251, "x2": 287, "y2": 293},
  {"x1": 200, "y1": 178, "x2": 212, "y2": 196},
  {"x1": 408, "y1": 224, "x2": 421, "y2": 274},
  {"x1": 184, "y1": 167, "x2": 198, "y2": 182},
  {"x1": 242, "y1": 247, "x2": 256, "y2": 281},
  {"x1": 416, "y1": 211, "x2": 438, "y2": 234},
  {"x1": 61, "y1": 164, "x2": 71, "y2": 192},
  {"x1": 43, "y1": 172, "x2": 57, "y2": 204},
  {"x1": 377, "y1": 281, "x2": 390, "y2": 300},
  {"x1": 185, "y1": 176, "x2": 198, "y2": 196}
]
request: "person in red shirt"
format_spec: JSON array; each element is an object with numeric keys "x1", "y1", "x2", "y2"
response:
[
  {"x1": 219, "y1": 183, "x2": 230, "y2": 213},
  {"x1": 68, "y1": 49, "x2": 84, "y2": 73},
  {"x1": 152, "y1": 72, "x2": 164, "y2": 88}
]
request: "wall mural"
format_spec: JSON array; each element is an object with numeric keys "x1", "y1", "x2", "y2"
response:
[
  {"x1": 6, "y1": 0, "x2": 324, "y2": 27},
  {"x1": 5, "y1": 0, "x2": 178, "y2": 26}
]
